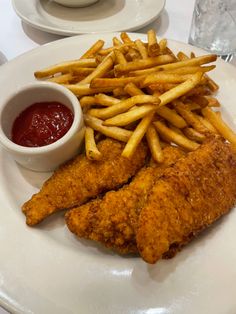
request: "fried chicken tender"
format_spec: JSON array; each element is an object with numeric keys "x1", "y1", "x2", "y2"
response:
[
  {"x1": 22, "y1": 138, "x2": 148, "y2": 226},
  {"x1": 137, "y1": 136, "x2": 236, "y2": 264},
  {"x1": 65, "y1": 146, "x2": 185, "y2": 254}
]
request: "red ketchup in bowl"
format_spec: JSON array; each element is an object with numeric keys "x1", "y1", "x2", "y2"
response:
[{"x1": 12, "y1": 102, "x2": 74, "y2": 147}]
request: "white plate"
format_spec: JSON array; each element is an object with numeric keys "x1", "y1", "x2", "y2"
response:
[
  {"x1": 12, "y1": 0, "x2": 166, "y2": 36},
  {"x1": 0, "y1": 33, "x2": 236, "y2": 314}
]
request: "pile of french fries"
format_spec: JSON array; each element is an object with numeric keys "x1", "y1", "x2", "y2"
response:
[{"x1": 34, "y1": 30, "x2": 236, "y2": 162}]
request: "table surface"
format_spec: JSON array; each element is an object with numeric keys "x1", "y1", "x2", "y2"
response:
[
  {"x1": 1, "y1": 0, "x2": 196, "y2": 61},
  {"x1": 0, "y1": 0, "x2": 233, "y2": 313}
]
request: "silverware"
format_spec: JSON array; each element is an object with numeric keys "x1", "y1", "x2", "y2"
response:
[{"x1": 220, "y1": 53, "x2": 234, "y2": 63}]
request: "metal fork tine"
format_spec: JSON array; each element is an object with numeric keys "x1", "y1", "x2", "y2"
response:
[{"x1": 220, "y1": 54, "x2": 234, "y2": 63}]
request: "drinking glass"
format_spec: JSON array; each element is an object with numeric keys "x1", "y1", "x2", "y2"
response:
[{"x1": 189, "y1": 0, "x2": 236, "y2": 55}]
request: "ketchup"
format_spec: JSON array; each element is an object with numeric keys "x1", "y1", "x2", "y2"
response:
[{"x1": 12, "y1": 102, "x2": 74, "y2": 147}]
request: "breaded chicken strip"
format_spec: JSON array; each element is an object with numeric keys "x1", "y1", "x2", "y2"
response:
[
  {"x1": 22, "y1": 139, "x2": 147, "y2": 226},
  {"x1": 137, "y1": 137, "x2": 236, "y2": 264},
  {"x1": 65, "y1": 146, "x2": 185, "y2": 254}
]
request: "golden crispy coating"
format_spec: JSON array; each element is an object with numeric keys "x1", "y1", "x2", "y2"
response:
[
  {"x1": 137, "y1": 136, "x2": 236, "y2": 264},
  {"x1": 22, "y1": 138, "x2": 148, "y2": 226},
  {"x1": 65, "y1": 146, "x2": 185, "y2": 254}
]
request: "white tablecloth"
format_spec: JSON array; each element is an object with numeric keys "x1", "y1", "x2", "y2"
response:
[
  {"x1": 0, "y1": 0, "x2": 195, "y2": 61},
  {"x1": 0, "y1": 0, "x2": 220, "y2": 313}
]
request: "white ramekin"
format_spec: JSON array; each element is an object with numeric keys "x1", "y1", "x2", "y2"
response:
[
  {"x1": 53, "y1": 0, "x2": 99, "y2": 7},
  {"x1": 0, "y1": 81, "x2": 84, "y2": 172}
]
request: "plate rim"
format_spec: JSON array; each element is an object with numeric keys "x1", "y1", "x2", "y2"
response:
[{"x1": 11, "y1": 0, "x2": 166, "y2": 36}]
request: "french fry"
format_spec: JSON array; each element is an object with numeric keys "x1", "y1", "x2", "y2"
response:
[
  {"x1": 95, "y1": 54, "x2": 105, "y2": 64},
  {"x1": 88, "y1": 95, "x2": 160, "y2": 119},
  {"x1": 79, "y1": 56, "x2": 114, "y2": 84},
  {"x1": 165, "y1": 47, "x2": 178, "y2": 60},
  {"x1": 148, "y1": 83, "x2": 178, "y2": 93},
  {"x1": 185, "y1": 86, "x2": 211, "y2": 97},
  {"x1": 80, "y1": 40, "x2": 105, "y2": 59},
  {"x1": 84, "y1": 115, "x2": 131, "y2": 142},
  {"x1": 150, "y1": 90, "x2": 186, "y2": 128},
  {"x1": 147, "y1": 29, "x2": 160, "y2": 57},
  {"x1": 124, "y1": 85, "x2": 179, "y2": 136},
  {"x1": 94, "y1": 93, "x2": 120, "y2": 106},
  {"x1": 122, "y1": 113, "x2": 154, "y2": 158},
  {"x1": 187, "y1": 52, "x2": 219, "y2": 93},
  {"x1": 159, "y1": 38, "x2": 167, "y2": 54},
  {"x1": 160, "y1": 65, "x2": 215, "y2": 75},
  {"x1": 113, "y1": 87, "x2": 127, "y2": 97},
  {"x1": 120, "y1": 32, "x2": 133, "y2": 43},
  {"x1": 156, "y1": 106, "x2": 187, "y2": 128},
  {"x1": 201, "y1": 107, "x2": 236, "y2": 145},
  {"x1": 183, "y1": 127, "x2": 206, "y2": 143},
  {"x1": 63, "y1": 83, "x2": 115, "y2": 96},
  {"x1": 153, "y1": 120, "x2": 200, "y2": 151},
  {"x1": 128, "y1": 105, "x2": 139, "y2": 111},
  {"x1": 70, "y1": 67, "x2": 95, "y2": 76},
  {"x1": 135, "y1": 39, "x2": 148, "y2": 59},
  {"x1": 205, "y1": 96, "x2": 221, "y2": 107},
  {"x1": 126, "y1": 48, "x2": 141, "y2": 61},
  {"x1": 158, "y1": 72, "x2": 203, "y2": 107},
  {"x1": 79, "y1": 96, "x2": 96, "y2": 107},
  {"x1": 34, "y1": 59, "x2": 97, "y2": 78},
  {"x1": 146, "y1": 124, "x2": 164, "y2": 162},
  {"x1": 103, "y1": 104, "x2": 156, "y2": 126},
  {"x1": 184, "y1": 101, "x2": 201, "y2": 111},
  {"x1": 85, "y1": 127, "x2": 102, "y2": 160},
  {"x1": 188, "y1": 95, "x2": 209, "y2": 108},
  {"x1": 112, "y1": 35, "x2": 129, "y2": 53},
  {"x1": 98, "y1": 43, "x2": 133, "y2": 55},
  {"x1": 96, "y1": 49, "x2": 116, "y2": 64},
  {"x1": 177, "y1": 51, "x2": 189, "y2": 61},
  {"x1": 168, "y1": 124, "x2": 185, "y2": 135},
  {"x1": 206, "y1": 74, "x2": 219, "y2": 92},
  {"x1": 174, "y1": 100, "x2": 209, "y2": 134},
  {"x1": 143, "y1": 72, "x2": 197, "y2": 85},
  {"x1": 161, "y1": 53, "x2": 217, "y2": 70},
  {"x1": 114, "y1": 49, "x2": 127, "y2": 65},
  {"x1": 124, "y1": 82, "x2": 144, "y2": 96},
  {"x1": 197, "y1": 115, "x2": 218, "y2": 133},
  {"x1": 129, "y1": 54, "x2": 217, "y2": 76},
  {"x1": 103, "y1": 69, "x2": 114, "y2": 78},
  {"x1": 90, "y1": 76, "x2": 145, "y2": 88},
  {"x1": 114, "y1": 55, "x2": 175, "y2": 76},
  {"x1": 129, "y1": 67, "x2": 163, "y2": 77},
  {"x1": 147, "y1": 76, "x2": 206, "y2": 89},
  {"x1": 48, "y1": 73, "x2": 74, "y2": 84},
  {"x1": 113, "y1": 37, "x2": 123, "y2": 47}
]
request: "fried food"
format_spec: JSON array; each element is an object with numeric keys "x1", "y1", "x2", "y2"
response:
[
  {"x1": 65, "y1": 146, "x2": 185, "y2": 254},
  {"x1": 22, "y1": 138, "x2": 148, "y2": 226},
  {"x1": 30, "y1": 31, "x2": 236, "y2": 265},
  {"x1": 137, "y1": 136, "x2": 236, "y2": 264},
  {"x1": 34, "y1": 31, "x2": 229, "y2": 163}
]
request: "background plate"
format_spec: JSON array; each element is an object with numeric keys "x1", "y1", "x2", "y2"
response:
[
  {"x1": 12, "y1": 0, "x2": 166, "y2": 36},
  {"x1": 0, "y1": 33, "x2": 236, "y2": 314}
]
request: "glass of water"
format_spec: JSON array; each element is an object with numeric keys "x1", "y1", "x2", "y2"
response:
[{"x1": 189, "y1": 0, "x2": 236, "y2": 55}]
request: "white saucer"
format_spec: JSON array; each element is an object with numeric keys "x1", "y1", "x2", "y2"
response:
[{"x1": 12, "y1": 0, "x2": 166, "y2": 36}]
